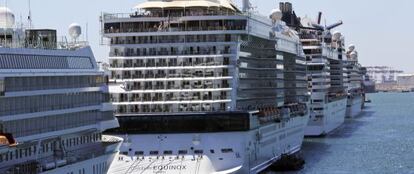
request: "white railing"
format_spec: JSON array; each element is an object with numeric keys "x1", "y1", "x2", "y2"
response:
[{"x1": 0, "y1": 40, "x2": 89, "y2": 50}]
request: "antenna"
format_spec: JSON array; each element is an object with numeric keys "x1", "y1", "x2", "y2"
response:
[
  {"x1": 28, "y1": 0, "x2": 32, "y2": 28},
  {"x1": 4, "y1": 0, "x2": 8, "y2": 42},
  {"x1": 86, "y1": 22, "x2": 88, "y2": 42}
]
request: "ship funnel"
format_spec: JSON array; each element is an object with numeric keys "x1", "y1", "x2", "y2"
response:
[{"x1": 279, "y1": 2, "x2": 293, "y2": 13}]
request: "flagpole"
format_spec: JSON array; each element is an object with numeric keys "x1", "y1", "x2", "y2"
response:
[
  {"x1": 4, "y1": 0, "x2": 8, "y2": 43},
  {"x1": 28, "y1": 0, "x2": 32, "y2": 28}
]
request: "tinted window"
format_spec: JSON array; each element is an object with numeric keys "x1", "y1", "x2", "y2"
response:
[
  {"x1": 194, "y1": 150, "x2": 203, "y2": 154},
  {"x1": 0, "y1": 77, "x2": 4, "y2": 96},
  {"x1": 105, "y1": 112, "x2": 250, "y2": 134}
]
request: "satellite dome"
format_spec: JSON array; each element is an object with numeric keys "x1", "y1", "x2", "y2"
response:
[
  {"x1": 270, "y1": 9, "x2": 283, "y2": 21},
  {"x1": 68, "y1": 23, "x2": 82, "y2": 40},
  {"x1": 0, "y1": 7, "x2": 15, "y2": 28},
  {"x1": 332, "y1": 31, "x2": 342, "y2": 40},
  {"x1": 348, "y1": 44, "x2": 355, "y2": 51},
  {"x1": 350, "y1": 51, "x2": 358, "y2": 59},
  {"x1": 300, "y1": 17, "x2": 314, "y2": 28}
]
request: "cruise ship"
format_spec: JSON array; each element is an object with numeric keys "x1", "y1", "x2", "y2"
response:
[
  {"x1": 280, "y1": 3, "x2": 348, "y2": 136},
  {"x1": 344, "y1": 45, "x2": 364, "y2": 118},
  {"x1": 0, "y1": 7, "x2": 122, "y2": 174},
  {"x1": 101, "y1": 0, "x2": 309, "y2": 173}
]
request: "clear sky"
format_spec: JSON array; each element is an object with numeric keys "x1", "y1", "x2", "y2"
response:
[{"x1": 4, "y1": 0, "x2": 414, "y2": 72}]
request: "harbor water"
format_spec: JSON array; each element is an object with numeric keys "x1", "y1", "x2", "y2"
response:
[{"x1": 277, "y1": 93, "x2": 414, "y2": 174}]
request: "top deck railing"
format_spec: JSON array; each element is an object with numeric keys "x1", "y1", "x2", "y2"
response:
[
  {"x1": 0, "y1": 40, "x2": 89, "y2": 50},
  {"x1": 102, "y1": 10, "x2": 241, "y2": 20}
]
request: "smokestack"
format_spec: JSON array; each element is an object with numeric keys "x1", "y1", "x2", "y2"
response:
[
  {"x1": 279, "y1": 2, "x2": 284, "y2": 12},
  {"x1": 285, "y1": 2, "x2": 292, "y2": 12}
]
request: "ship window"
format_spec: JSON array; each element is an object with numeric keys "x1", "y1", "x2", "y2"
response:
[
  {"x1": 135, "y1": 151, "x2": 144, "y2": 156},
  {"x1": 104, "y1": 112, "x2": 250, "y2": 134},
  {"x1": 276, "y1": 54, "x2": 284, "y2": 60},
  {"x1": 150, "y1": 151, "x2": 159, "y2": 155},
  {"x1": 308, "y1": 65, "x2": 325, "y2": 71},
  {"x1": 194, "y1": 150, "x2": 203, "y2": 154},
  {"x1": 221, "y1": 148, "x2": 233, "y2": 153},
  {"x1": 0, "y1": 77, "x2": 4, "y2": 96},
  {"x1": 210, "y1": 149, "x2": 215, "y2": 154},
  {"x1": 163, "y1": 150, "x2": 173, "y2": 155},
  {"x1": 178, "y1": 150, "x2": 188, "y2": 155}
]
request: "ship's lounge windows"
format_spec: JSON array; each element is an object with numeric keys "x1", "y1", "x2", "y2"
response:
[
  {"x1": 150, "y1": 151, "x2": 159, "y2": 155},
  {"x1": 105, "y1": 112, "x2": 250, "y2": 134},
  {"x1": 0, "y1": 54, "x2": 93, "y2": 69},
  {"x1": 0, "y1": 77, "x2": 4, "y2": 96},
  {"x1": 5, "y1": 75, "x2": 105, "y2": 92}
]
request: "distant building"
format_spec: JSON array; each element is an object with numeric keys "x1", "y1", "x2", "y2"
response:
[
  {"x1": 397, "y1": 74, "x2": 414, "y2": 88},
  {"x1": 366, "y1": 66, "x2": 404, "y2": 84}
]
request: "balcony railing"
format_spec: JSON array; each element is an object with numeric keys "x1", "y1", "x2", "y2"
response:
[
  {"x1": 104, "y1": 25, "x2": 246, "y2": 34},
  {"x1": 103, "y1": 10, "x2": 240, "y2": 20},
  {"x1": 110, "y1": 50, "x2": 232, "y2": 57}
]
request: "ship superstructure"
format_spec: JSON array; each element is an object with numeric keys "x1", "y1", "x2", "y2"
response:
[
  {"x1": 101, "y1": 0, "x2": 309, "y2": 173},
  {"x1": 0, "y1": 8, "x2": 122, "y2": 174},
  {"x1": 280, "y1": 2, "x2": 348, "y2": 136},
  {"x1": 344, "y1": 45, "x2": 364, "y2": 118}
]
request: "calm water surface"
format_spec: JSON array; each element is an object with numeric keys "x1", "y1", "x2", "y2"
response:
[{"x1": 281, "y1": 93, "x2": 414, "y2": 174}]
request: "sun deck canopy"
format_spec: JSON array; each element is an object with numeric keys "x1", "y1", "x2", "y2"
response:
[{"x1": 134, "y1": 0, "x2": 238, "y2": 11}]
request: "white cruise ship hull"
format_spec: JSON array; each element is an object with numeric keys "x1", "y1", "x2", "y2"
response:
[
  {"x1": 40, "y1": 136, "x2": 122, "y2": 174},
  {"x1": 346, "y1": 95, "x2": 363, "y2": 118},
  {"x1": 108, "y1": 115, "x2": 309, "y2": 174},
  {"x1": 41, "y1": 153, "x2": 117, "y2": 174},
  {"x1": 305, "y1": 98, "x2": 347, "y2": 136}
]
